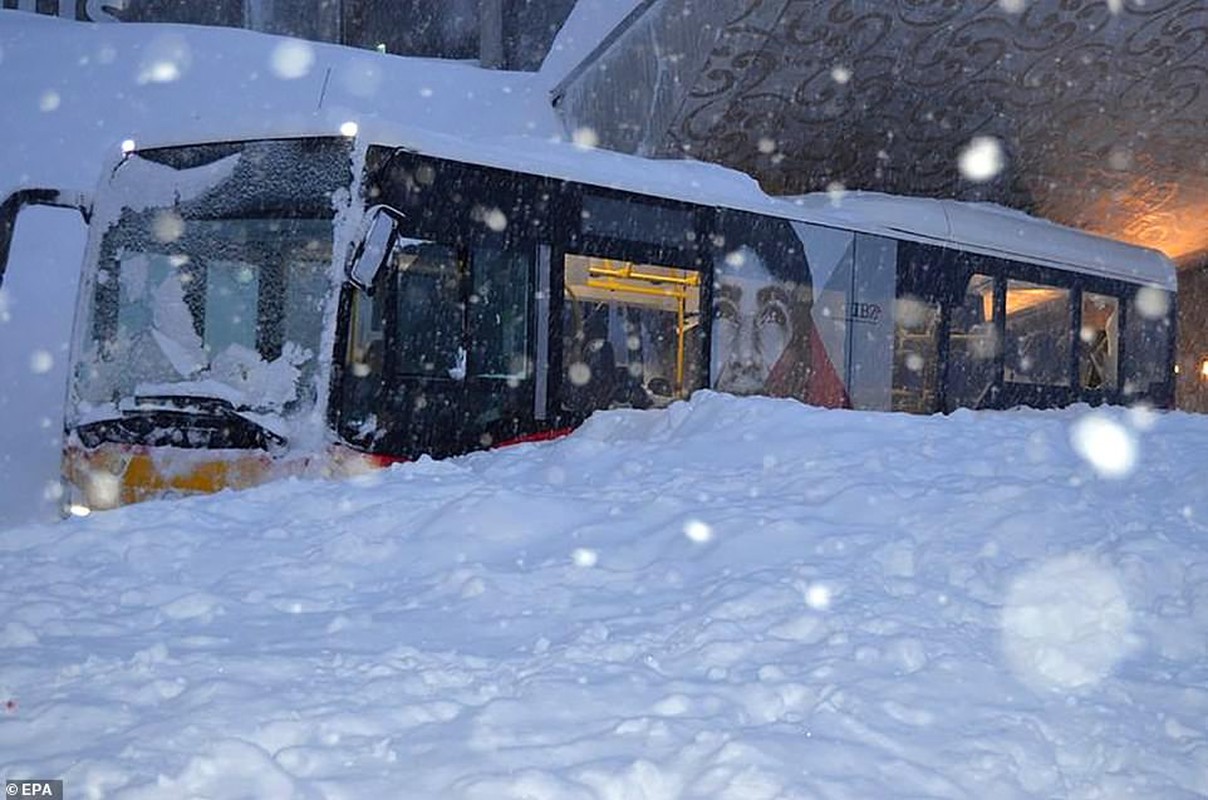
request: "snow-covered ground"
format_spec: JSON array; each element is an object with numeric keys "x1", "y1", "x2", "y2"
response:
[{"x1": 3, "y1": 392, "x2": 1208, "y2": 798}]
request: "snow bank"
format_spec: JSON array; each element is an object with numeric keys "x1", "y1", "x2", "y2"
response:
[{"x1": 3, "y1": 393, "x2": 1208, "y2": 798}]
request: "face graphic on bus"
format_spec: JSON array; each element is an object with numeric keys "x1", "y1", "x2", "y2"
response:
[{"x1": 713, "y1": 247, "x2": 808, "y2": 396}]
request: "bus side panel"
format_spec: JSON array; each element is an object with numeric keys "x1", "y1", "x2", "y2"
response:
[
  {"x1": 710, "y1": 211, "x2": 848, "y2": 408},
  {"x1": 846, "y1": 233, "x2": 898, "y2": 411},
  {"x1": 791, "y1": 222, "x2": 854, "y2": 407},
  {"x1": 1121, "y1": 285, "x2": 1176, "y2": 408}
]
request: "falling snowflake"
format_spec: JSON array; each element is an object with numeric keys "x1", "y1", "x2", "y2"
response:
[
  {"x1": 567, "y1": 362, "x2": 592, "y2": 387},
  {"x1": 1001, "y1": 554, "x2": 1133, "y2": 689},
  {"x1": 28, "y1": 350, "x2": 53, "y2": 374},
  {"x1": 1070, "y1": 414, "x2": 1137, "y2": 479},
  {"x1": 683, "y1": 519, "x2": 712, "y2": 544},
  {"x1": 572, "y1": 127, "x2": 599, "y2": 149},
  {"x1": 572, "y1": 548, "x2": 598, "y2": 568},
  {"x1": 1134, "y1": 286, "x2": 1170, "y2": 320},
  {"x1": 270, "y1": 39, "x2": 315, "y2": 80},
  {"x1": 804, "y1": 584, "x2": 832, "y2": 610},
  {"x1": 958, "y1": 136, "x2": 1004, "y2": 182}
]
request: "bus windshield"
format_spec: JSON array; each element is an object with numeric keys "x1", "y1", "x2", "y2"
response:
[{"x1": 72, "y1": 138, "x2": 352, "y2": 437}]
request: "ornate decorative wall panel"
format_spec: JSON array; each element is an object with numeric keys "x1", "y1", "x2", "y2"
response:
[{"x1": 651, "y1": 0, "x2": 1208, "y2": 260}]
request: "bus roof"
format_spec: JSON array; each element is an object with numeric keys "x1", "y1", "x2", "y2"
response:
[
  {"x1": 356, "y1": 120, "x2": 1177, "y2": 291},
  {"x1": 122, "y1": 114, "x2": 1177, "y2": 292}
]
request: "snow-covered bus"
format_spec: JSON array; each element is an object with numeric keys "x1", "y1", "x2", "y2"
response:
[{"x1": 0, "y1": 121, "x2": 1176, "y2": 511}]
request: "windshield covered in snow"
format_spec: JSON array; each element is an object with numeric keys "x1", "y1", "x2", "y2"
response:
[{"x1": 73, "y1": 137, "x2": 353, "y2": 432}]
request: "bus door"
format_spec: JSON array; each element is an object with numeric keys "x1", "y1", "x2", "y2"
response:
[
  {"x1": 556, "y1": 192, "x2": 707, "y2": 419},
  {"x1": 844, "y1": 233, "x2": 897, "y2": 410},
  {"x1": 942, "y1": 269, "x2": 1002, "y2": 411},
  {"x1": 1077, "y1": 288, "x2": 1123, "y2": 404},
  {"x1": 338, "y1": 233, "x2": 542, "y2": 459},
  {"x1": 558, "y1": 248, "x2": 706, "y2": 417},
  {"x1": 459, "y1": 238, "x2": 542, "y2": 449},
  {"x1": 890, "y1": 243, "x2": 950, "y2": 413}
]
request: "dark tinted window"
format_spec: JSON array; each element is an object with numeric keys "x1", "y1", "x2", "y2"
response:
[
  {"x1": 945, "y1": 273, "x2": 999, "y2": 410},
  {"x1": 1123, "y1": 287, "x2": 1173, "y2": 398},
  {"x1": 581, "y1": 194, "x2": 696, "y2": 249},
  {"x1": 1080, "y1": 292, "x2": 1119, "y2": 391},
  {"x1": 393, "y1": 241, "x2": 463, "y2": 377},
  {"x1": 470, "y1": 246, "x2": 532, "y2": 380},
  {"x1": 1004, "y1": 279, "x2": 1071, "y2": 387}
]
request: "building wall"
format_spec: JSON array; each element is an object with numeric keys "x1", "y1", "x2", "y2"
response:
[
  {"x1": 2, "y1": 0, "x2": 124, "y2": 21},
  {"x1": 1177, "y1": 261, "x2": 1208, "y2": 413},
  {"x1": 1, "y1": 0, "x2": 575, "y2": 70},
  {"x1": 343, "y1": 0, "x2": 477, "y2": 60},
  {"x1": 243, "y1": 0, "x2": 341, "y2": 42}
]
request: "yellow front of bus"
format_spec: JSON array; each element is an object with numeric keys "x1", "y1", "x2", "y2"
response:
[{"x1": 62, "y1": 136, "x2": 356, "y2": 513}]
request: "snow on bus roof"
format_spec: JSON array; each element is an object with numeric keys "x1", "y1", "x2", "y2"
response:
[
  {"x1": 124, "y1": 112, "x2": 1177, "y2": 292},
  {"x1": 343, "y1": 119, "x2": 1176, "y2": 291},
  {"x1": 788, "y1": 192, "x2": 1177, "y2": 291}
]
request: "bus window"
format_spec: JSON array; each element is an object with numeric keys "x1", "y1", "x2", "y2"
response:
[
  {"x1": 945, "y1": 273, "x2": 998, "y2": 410},
  {"x1": 892, "y1": 296, "x2": 941, "y2": 412},
  {"x1": 1080, "y1": 292, "x2": 1119, "y2": 391},
  {"x1": 205, "y1": 259, "x2": 261, "y2": 354},
  {"x1": 92, "y1": 217, "x2": 333, "y2": 411},
  {"x1": 282, "y1": 251, "x2": 332, "y2": 406},
  {"x1": 341, "y1": 268, "x2": 388, "y2": 438},
  {"x1": 581, "y1": 193, "x2": 696, "y2": 249},
  {"x1": 105, "y1": 252, "x2": 205, "y2": 388},
  {"x1": 393, "y1": 240, "x2": 463, "y2": 378},
  {"x1": 1004, "y1": 280, "x2": 1071, "y2": 386},
  {"x1": 1123, "y1": 287, "x2": 1173, "y2": 399},
  {"x1": 562, "y1": 254, "x2": 703, "y2": 414},
  {"x1": 469, "y1": 246, "x2": 531, "y2": 381}
]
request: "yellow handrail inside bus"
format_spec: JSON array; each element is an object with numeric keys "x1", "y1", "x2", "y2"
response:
[{"x1": 585, "y1": 260, "x2": 700, "y2": 393}]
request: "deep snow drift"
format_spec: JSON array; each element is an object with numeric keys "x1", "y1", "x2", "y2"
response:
[{"x1": 3, "y1": 392, "x2": 1208, "y2": 799}]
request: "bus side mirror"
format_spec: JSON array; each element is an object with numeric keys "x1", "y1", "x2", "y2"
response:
[{"x1": 348, "y1": 205, "x2": 404, "y2": 292}]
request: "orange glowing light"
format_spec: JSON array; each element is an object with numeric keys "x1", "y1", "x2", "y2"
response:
[{"x1": 1005, "y1": 286, "x2": 1067, "y2": 316}]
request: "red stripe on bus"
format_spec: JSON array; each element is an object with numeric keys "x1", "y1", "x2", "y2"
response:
[{"x1": 493, "y1": 427, "x2": 574, "y2": 449}]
